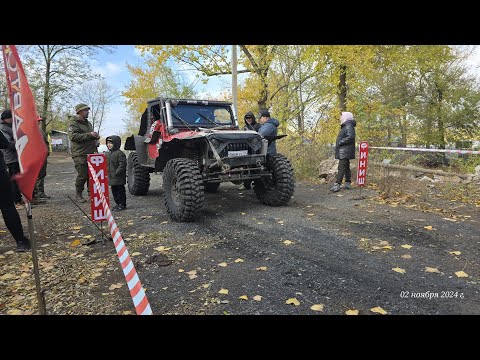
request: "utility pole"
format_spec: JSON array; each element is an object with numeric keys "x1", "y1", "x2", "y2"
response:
[{"x1": 232, "y1": 45, "x2": 238, "y2": 118}]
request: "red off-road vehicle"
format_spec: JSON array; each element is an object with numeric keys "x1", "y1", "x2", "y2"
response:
[{"x1": 124, "y1": 97, "x2": 295, "y2": 222}]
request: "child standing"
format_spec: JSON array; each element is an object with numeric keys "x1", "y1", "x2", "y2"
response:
[{"x1": 106, "y1": 135, "x2": 127, "y2": 211}]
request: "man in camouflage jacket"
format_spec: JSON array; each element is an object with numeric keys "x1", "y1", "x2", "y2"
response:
[{"x1": 67, "y1": 103, "x2": 100, "y2": 202}]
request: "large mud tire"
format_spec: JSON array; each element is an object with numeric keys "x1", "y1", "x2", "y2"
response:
[
  {"x1": 127, "y1": 152, "x2": 150, "y2": 195},
  {"x1": 163, "y1": 158, "x2": 205, "y2": 222},
  {"x1": 254, "y1": 154, "x2": 295, "y2": 206}
]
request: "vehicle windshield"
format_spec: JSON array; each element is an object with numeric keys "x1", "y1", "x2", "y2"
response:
[{"x1": 170, "y1": 104, "x2": 234, "y2": 128}]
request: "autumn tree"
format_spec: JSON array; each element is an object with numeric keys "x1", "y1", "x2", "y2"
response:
[
  {"x1": 121, "y1": 108, "x2": 143, "y2": 137},
  {"x1": 135, "y1": 45, "x2": 280, "y2": 110},
  {"x1": 122, "y1": 53, "x2": 196, "y2": 132},
  {"x1": 413, "y1": 46, "x2": 480, "y2": 148},
  {"x1": 22, "y1": 45, "x2": 115, "y2": 132},
  {"x1": 131, "y1": 45, "x2": 480, "y2": 152},
  {"x1": 72, "y1": 77, "x2": 118, "y2": 133},
  {"x1": 267, "y1": 46, "x2": 331, "y2": 136}
]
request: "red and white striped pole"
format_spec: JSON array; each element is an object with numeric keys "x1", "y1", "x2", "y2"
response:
[
  {"x1": 88, "y1": 162, "x2": 152, "y2": 315},
  {"x1": 370, "y1": 146, "x2": 480, "y2": 155}
]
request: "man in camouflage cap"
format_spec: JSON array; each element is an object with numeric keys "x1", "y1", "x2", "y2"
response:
[{"x1": 67, "y1": 103, "x2": 100, "y2": 202}]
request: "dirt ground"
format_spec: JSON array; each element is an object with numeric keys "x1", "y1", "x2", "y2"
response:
[{"x1": 1, "y1": 152, "x2": 479, "y2": 315}]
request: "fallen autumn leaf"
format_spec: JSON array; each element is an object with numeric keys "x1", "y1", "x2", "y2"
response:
[
  {"x1": 310, "y1": 304, "x2": 324, "y2": 312},
  {"x1": 370, "y1": 306, "x2": 387, "y2": 315},
  {"x1": 108, "y1": 283, "x2": 123, "y2": 290},
  {"x1": 286, "y1": 298, "x2": 300, "y2": 306},
  {"x1": 154, "y1": 246, "x2": 171, "y2": 252},
  {"x1": 455, "y1": 271, "x2": 469, "y2": 278},
  {"x1": 345, "y1": 309, "x2": 359, "y2": 315},
  {"x1": 70, "y1": 240, "x2": 81, "y2": 247}
]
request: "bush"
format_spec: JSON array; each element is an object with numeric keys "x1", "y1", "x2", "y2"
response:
[{"x1": 277, "y1": 137, "x2": 334, "y2": 181}]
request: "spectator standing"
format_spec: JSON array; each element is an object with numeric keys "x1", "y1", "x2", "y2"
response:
[
  {"x1": 32, "y1": 118, "x2": 51, "y2": 202},
  {"x1": 257, "y1": 109, "x2": 280, "y2": 156},
  {"x1": 0, "y1": 109, "x2": 23, "y2": 207},
  {"x1": 67, "y1": 103, "x2": 99, "y2": 202},
  {"x1": 0, "y1": 130, "x2": 31, "y2": 252},
  {"x1": 106, "y1": 135, "x2": 127, "y2": 211},
  {"x1": 242, "y1": 111, "x2": 261, "y2": 131},
  {"x1": 330, "y1": 111, "x2": 356, "y2": 192}
]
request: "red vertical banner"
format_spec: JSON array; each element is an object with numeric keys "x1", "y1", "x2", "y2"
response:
[
  {"x1": 2, "y1": 45, "x2": 48, "y2": 200},
  {"x1": 88, "y1": 154, "x2": 110, "y2": 222},
  {"x1": 356, "y1": 141, "x2": 369, "y2": 187}
]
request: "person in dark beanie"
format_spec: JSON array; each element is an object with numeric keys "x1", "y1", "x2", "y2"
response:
[
  {"x1": 0, "y1": 109, "x2": 23, "y2": 207},
  {"x1": 67, "y1": 103, "x2": 99, "y2": 203},
  {"x1": 243, "y1": 111, "x2": 261, "y2": 131},
  {"x1": 106, "y1": 135, "x2": 127, "y2": 211},
  {"x1": 257, "y1": 109, "x2": 280, "y2": 156},
  {"x1": 330, "y1": 111, "x2": 356, "y2": 192},
  {"x1": 0, "y1": 130, "x2": 31, "y2": 252}
]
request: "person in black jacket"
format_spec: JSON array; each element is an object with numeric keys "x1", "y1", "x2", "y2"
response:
[
  {"x1": 242, "y1": 111, "x2": 261, "y2": 131},
  {"x1": 106, "y1": 135, "x2": 127, "y2": 211},
  {"x1": 331, "y1": 111, "x2": 356, "y2": 192},
  {"x1": 0, "y1": 129, "x2": 31, "y2": 252},
  {"x1": 240, "y1": 111, "x2": 261, "y2": 189},
  {"x1": 0, "y1": 109, "x2": 23, "y2": 206}
]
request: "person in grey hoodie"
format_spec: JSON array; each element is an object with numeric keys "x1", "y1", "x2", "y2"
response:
[
  {"x1": 106, "y1": 135, "x2": 127, "y2": 211},
  {"x1": 330, "y1": 111, "x2": 356, "y2": 192},
  {"x1": 0, "y1": 109, "x2": 22, "y2": 206},
  {"x1": 257, "y1": 109, "x2": 280, "y2": 156}
]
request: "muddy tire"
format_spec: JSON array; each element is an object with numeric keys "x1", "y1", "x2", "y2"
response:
[
  {"x1": 127, "y1": 152, "x2": 150, "y2": 195},
  {"x1": 163, "y1": 158, "x2": 205, "y2": 222},
  {"x1": 205, "y1": 182, "x2": 220, "y2": 193},
  {"x1": 254, "y1": 154, "x2": 295, "y2": 206}
]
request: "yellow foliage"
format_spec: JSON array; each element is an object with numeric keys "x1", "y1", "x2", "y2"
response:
[
  {"x1": 370, "y1": 306, "x2": 388, "y2": 315},
  {"x1": 345, "y1": 309, "x2": 359, "y2": 315}
]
